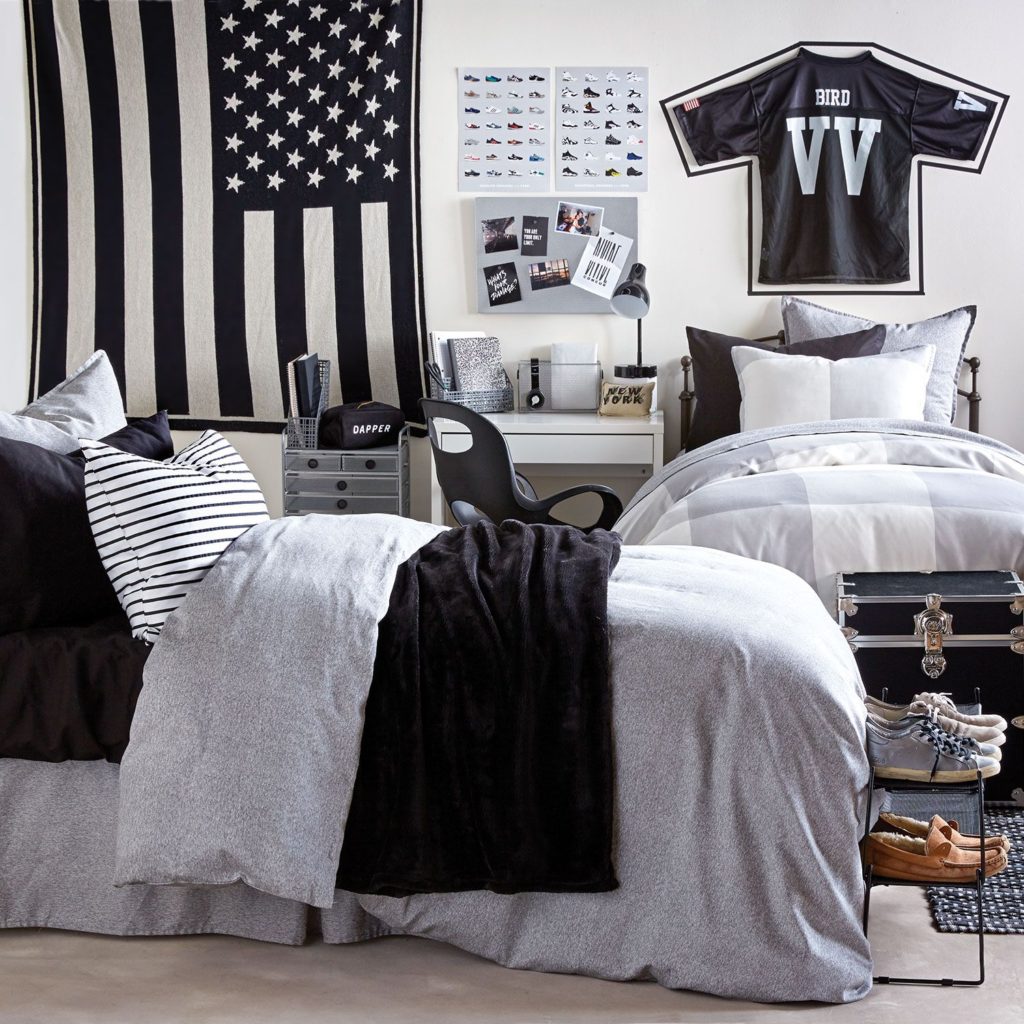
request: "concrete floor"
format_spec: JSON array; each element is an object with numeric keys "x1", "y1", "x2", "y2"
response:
[{"x1": 2, "y1": 888, "x2": 1022, "y2": 1024}]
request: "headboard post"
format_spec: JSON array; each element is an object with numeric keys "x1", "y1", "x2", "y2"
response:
[
  {"x1": 960, "y1": 356, "x2": 981, "y2": 434},
  {"x1": 679, "y1": 355, "x2": 694, "y2": 450}
]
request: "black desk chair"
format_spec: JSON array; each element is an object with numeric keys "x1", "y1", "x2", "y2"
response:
[{"x1": 421, "y1": 399, "x2": 623, "y2": 532}]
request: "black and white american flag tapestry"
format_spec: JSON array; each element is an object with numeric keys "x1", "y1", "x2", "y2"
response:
[{"x1": 24, "y1": 0, "x2": 427, "y2": 430}]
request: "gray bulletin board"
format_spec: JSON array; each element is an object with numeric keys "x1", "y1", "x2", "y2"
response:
[{"x1": 474, "y1": 195, "x2": 638, "y2": 314}]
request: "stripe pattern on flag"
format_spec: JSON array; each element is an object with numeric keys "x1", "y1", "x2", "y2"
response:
[
  {"x1": 80, "y1": 431, "x2": 269, "y2": 643},
  {"x1": 683, "y1": 97, "x2": 700, "y2": 111},
  {"x1": 24, "y1": 0, "x2": 428, "y2": 432}
]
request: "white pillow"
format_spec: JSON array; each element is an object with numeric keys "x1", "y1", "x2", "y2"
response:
[
  {"x1": 731, "y1": 345, "x2": 936, "y2": 432},
  {"x1": 80, "y1": 430, "x2": 269, "y2": 643},
  {"x1": 780, "y1": 297, "x2": 974, "y2": 423},
  {"x1": 0, "y1": 350, "x2": 127, "y2": 452}
]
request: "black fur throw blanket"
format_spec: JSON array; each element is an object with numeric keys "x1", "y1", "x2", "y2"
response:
[{"x1": 337, "y1": 520, "x2": 622, "y2": 896}]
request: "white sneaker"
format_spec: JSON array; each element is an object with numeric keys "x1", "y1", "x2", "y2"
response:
[
  {"x1": 865, "y1": 694, "x2": 1007, "y2": 744},
  {"x1": 584, "y1": 73, "x2": 597, "y2": 82},
  {"x1": 561, "y1": 71, "x2": 576, "y2": 81},
  {"x1": 606, "y1": 71, "x2": 620, "y2": 82},
  {"x1": 913, "y1": 692, "x2": 1008, "y2": 731}
]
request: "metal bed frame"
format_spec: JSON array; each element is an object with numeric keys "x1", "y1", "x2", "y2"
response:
[{"x1": 678, "y1": 331, "x2": 982, "y2": 451}]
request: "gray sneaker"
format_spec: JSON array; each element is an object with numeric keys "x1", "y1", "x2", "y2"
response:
[
  {"x1": 865, "y1": 714, "x2": 1000, "y2": 783},
  {"x1": 869, "y1": 712, "x2": 1002, "y2": 762}
]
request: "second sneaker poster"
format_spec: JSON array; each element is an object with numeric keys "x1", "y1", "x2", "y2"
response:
[
  {"x1": 554, "y1": 66, "x2": 649, "y2": 192},
  {"x1": 458, "y1": 67, "x2": 551, "y2": 192}
]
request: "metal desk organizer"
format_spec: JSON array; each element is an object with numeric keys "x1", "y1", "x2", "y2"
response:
[
  {"x1": 426, "y1": 368, "x2": 514, "y2": 415},
  {"x1": 285, "y1": 359, "x2": 331, "y2": 450},
  {"x1": 281, "y1": 428, "x2": 410, "y2": 518}
]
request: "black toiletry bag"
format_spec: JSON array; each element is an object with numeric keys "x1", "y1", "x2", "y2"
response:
[{"x1": 318, "y1": 401, "x2": 405, "y2": 450}]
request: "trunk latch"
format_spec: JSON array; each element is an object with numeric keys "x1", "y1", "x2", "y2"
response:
[{"x1": 914, "y1": 593, "x2": 953, "y2": 679}]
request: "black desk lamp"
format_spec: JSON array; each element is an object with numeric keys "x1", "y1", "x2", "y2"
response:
[{"x1": 611, "y1": 262, "x2": 656, "y2": 379}]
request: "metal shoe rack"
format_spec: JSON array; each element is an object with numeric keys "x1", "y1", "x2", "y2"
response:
[{"x1": 862, "y1": 766, "x2": 989, "y2": 987}]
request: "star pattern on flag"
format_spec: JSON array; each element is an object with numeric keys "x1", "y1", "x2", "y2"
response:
[{"x1": 214, "y1": 0, "x2": 409, "y2": 196}]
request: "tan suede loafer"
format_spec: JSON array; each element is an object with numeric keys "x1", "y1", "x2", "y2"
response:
[
  {"x1": 865, "y1": 829, "x2": 1008, "y2": 883},
  {"x1": 878, "y1": 812, "x2": 1011, "y2": 854}
]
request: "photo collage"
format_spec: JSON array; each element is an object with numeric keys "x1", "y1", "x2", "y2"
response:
[
  {"x1": 554, "y1": 67, "x2": 649, "y2": 192},
  {"x1": 474, "y1": 195, "x2": 638, "y2": 314},
  {"x1": 458, "y1": 67, "x2": 551, "y2": 192}
]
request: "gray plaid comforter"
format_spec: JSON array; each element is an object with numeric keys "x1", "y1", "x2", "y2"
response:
[{"x1": 616, "y1": 419, "x2": 1024, "y2": 605}]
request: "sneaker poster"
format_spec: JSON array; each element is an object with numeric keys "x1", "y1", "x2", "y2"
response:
[
  {"x1": 554, "y1": 67, "x2": 649, "y2": 191},
  {"x1": 458, "y1": 67, "x2": 551, "y2": 191}
]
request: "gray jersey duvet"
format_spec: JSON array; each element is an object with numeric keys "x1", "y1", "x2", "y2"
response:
[
  {"x1": 115, "y1": 514, "x2": 871, "y2": 1002},
  {"x1": 617, "y1": 419, "x2": 1024, "y2": 605}
]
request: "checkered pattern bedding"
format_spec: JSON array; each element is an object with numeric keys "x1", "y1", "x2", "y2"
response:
[{"x1": 616, "y1": 419, "x2": 1024, "y2": 605}]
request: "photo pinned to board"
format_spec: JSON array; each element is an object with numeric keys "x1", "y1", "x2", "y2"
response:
[
  {"x1": 555, "y1": 201, "x2": 603, "y2": 236},
  {"x1": 521, "y1": 215, "x2": 549, "y2": 256},
  {"x1": 571, "y1": 227, "x2": 635, "y2": 299},
  {"x1": 458, "y1": 66, "x2": 551, "y2": 193},
  {"x1": 482, "y1": 216, "x2": 519, "y2": 254},
  {"x1": 555, "y1": 66, "x2": 649, "y2": 192},
  {"x1": 484, "y1": 261, "x2": 523, "y2": 307},
  {"x1": 528, "y1": 259, "x2": 572, "y2": 291}
]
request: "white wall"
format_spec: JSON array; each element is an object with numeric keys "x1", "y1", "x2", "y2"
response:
[{"x1": 3, "y1": 0, "x2": 1023, "y2": 520}]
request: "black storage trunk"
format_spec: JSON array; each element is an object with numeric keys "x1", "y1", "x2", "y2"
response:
[{"x1": 837, "y1": 570, "x2": 1024, "y2": 802}]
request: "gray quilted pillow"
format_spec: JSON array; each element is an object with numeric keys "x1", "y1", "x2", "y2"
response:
[
  {"x1": 780, "y1": 297, "x2": 975, "y2": 423},
  {"x1": 0, "y1": 350, "x2": 127, "y2": 452}
]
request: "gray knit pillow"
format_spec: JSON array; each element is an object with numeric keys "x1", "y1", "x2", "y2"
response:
[
  {"x1": 780, "y1": 298, "x2": 975, "y2": 423},
  {"x1": 0, "y1": 350, "x2": 127, "y2": 452}
]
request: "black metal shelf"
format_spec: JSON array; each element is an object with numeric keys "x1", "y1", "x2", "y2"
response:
[{"x1": 863, "y1": 765, "x2": 990, "y2": 986}]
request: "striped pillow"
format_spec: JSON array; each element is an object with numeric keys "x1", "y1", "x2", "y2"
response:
[{"x1": 80, "y1": 431, "x2": 269, "y2": 643}]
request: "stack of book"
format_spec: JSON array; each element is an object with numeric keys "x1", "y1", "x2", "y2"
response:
[{"x1": 286, "y1": 352, "x2": 324, "y2": 418}]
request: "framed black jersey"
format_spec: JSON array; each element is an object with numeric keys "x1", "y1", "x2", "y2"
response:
[{"x1": 662, "y1": 44, "x2": 1006, "y2": 293}]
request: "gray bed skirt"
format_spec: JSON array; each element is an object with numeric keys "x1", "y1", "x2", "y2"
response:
[{"x1": 0, "y1": 758, "x2": 391, "y2": 946}]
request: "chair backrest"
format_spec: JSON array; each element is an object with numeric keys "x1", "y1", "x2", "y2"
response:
[{"x1": 420, "y1": 399, "x2": 537, "y2": 525}]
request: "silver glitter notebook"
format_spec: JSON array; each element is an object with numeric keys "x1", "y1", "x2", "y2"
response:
[{"x1": 449, "y1": 336, "x2": 506, "y2": 392}]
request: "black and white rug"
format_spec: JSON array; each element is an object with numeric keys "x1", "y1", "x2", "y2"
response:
[{"x1": 928, "y1": 808, "x2": 1024, "y2": 934}]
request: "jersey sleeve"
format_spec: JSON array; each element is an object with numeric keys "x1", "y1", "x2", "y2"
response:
[
  {"x1": 676, "y1": 80, "x2": 759, "y2": 164},
  {"x1": 911, "y1": 80, "x2": 994, "y2": 160}
]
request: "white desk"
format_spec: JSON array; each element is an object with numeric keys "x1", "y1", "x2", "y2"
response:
[{"x1": 429, "y1": 410, "x2": 664, "y2": 525}]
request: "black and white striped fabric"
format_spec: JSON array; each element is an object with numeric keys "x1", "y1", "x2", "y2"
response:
[
  {"x1": 80, "y1": 430, "x2": 269, "y2": 643},
  {"x1": 24, "y1": 0, "x2": 427, "y2": 431}
]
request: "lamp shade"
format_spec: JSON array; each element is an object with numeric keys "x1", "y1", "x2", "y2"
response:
[{"x1": 610, "y1": 263, "x2": 650, "y2": 320}]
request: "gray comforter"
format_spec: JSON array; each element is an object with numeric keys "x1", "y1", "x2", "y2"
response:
[
  {"x1": 115, "y1": 514, "x2": 871, "y2": 1002},
  {"x1": 617, "y1": 419, "x2": 1024, "y2": 604}
]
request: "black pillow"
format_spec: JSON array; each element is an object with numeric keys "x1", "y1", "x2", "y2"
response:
[
  {"x1": 684, "y1": 325, "x2": 887, "y2": 450},
  {"x1": 0, "y1": 412, "x2": 174, "y2": 636}
]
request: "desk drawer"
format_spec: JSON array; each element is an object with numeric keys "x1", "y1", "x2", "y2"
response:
[
  {"x1": 285, "y1": 474, "x2": 399, "y2": 497},
  {"x1": 285, "y1": 493, "x2": 403, "y2": 515},
  {"x1": 440, "y1": 431, "x2": 654, "y2": 466},
  {"x1": 284, "y1": 452, "x2": 341, "y2": 473},
  {"x1": 342, "y1": 453, "x2": 398, "y2": 474}
]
